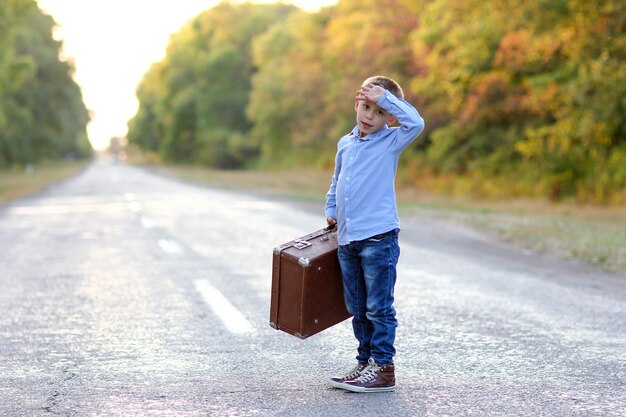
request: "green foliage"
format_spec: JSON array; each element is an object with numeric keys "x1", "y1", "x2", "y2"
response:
[
  {"x1": 128, "y1": 2, "x2": 295, "y2": 168},
  {"x1": 0, "y1": 0, "x2": 90, "y2": 167},
  {"x1": 248, "y1": 10, "x2": 333, "y2": 165},
  {"x1": 128, "y1": 0, "x2": 626, "y2": 203}
]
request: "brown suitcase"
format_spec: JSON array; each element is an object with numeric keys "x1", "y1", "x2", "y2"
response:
[{"x1": 270, "y1": 227, "x2": 351, "y2": 339}]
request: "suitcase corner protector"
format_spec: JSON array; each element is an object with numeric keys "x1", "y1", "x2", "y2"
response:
[
  {"x1": 269, "y1": 322, "x2": 278, "y2": 330},
  {"x1": 273, "y1": 246, "x2": 283, "y2": 255},
  {"x1": 295, "y1": 332, "x2": 308, "y2": 339}
]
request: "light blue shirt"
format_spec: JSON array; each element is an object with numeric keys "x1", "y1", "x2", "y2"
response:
[{"x1": 325, "y1": 90, "x2": 425, "y2": 245}]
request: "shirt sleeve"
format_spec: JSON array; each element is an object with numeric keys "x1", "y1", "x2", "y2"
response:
[
  {"x1": 325, "y1": 174, "x2": 337, "y2": 220},
  {"x1": 325, "y1": 143, "x2": 342, "y2": 220},
  {"x1": 377, "y1": 90, "x2": 425, "y2": 153}
]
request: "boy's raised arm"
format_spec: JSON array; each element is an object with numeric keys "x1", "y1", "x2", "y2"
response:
[{"x1": 375, "y1": 88, "x2": 425, "y2": 153}]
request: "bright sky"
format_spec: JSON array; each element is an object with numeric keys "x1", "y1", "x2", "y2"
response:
[{"x1": 35, "y1": 0, "x2": 337, "y2": 151}]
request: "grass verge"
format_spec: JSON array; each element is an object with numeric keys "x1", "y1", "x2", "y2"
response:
[
  {"x1": 0, "y1": 159, "x2": 91, "y2": 205},
  {"x1": 143, "y1": 163, "x2": 625, "y2": 273}
]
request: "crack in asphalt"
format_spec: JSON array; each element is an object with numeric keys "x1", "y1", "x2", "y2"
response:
[{"x1": 43, "y1": 362, "x2": 78, "y2": 415}]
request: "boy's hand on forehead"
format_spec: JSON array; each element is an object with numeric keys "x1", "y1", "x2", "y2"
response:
[{"x1": 356, "y1": 83, "x2": 386, "y2": 103}]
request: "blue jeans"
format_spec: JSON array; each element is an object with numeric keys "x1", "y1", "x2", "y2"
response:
[{"x1": 337, "y1": 230, "x2": 400, "y2": 365}]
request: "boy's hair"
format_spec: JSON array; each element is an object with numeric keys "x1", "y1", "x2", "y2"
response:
[{"x1": 362, "y1": 75, "x2": 404, "y2": 100}]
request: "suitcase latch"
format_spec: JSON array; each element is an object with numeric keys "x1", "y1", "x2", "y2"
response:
[{"x1": 293, "y1": 239, "x2": 312, "y2": 250}]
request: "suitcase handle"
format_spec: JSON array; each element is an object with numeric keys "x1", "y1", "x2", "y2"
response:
[
  {"x1": 296, "y1": 225, "x2": 334, "y2": 248},
  {"x1": 274, "y1": 225, "x2": 336, "y2": 254},
  {"x1": 321, "y1": 223, "x2": 335, "y2": 242}
]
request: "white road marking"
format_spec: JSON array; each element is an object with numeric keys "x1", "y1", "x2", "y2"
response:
[
  {"x1": 193, "y1": 279, "x2": 255, "y2": 334},
  {"x1": 158, "y1": 239, "x2": 183, "y2": 254},
  {"x1": 141, "y1": 216, "x2": 155, "y2": 229}
]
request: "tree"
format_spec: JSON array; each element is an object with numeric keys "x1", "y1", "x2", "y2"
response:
[
  {"x1": 0, "y1": 1, "x2": 90, "y2": 167},
  {"x1": 408, "y1": 0, "x2": 626, "y2": 201},
  {"x1": 128, "y1": 2, "x2": 296, "y2": 168}
]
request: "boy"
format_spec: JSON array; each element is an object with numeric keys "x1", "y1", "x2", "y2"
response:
[{"x1": 325, "y1": 76, "x2": 424, "y2": 392}]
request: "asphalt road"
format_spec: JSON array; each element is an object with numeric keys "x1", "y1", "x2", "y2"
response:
[{"x1": 1, "y1": 158, "x2": 624, "y2": 416}]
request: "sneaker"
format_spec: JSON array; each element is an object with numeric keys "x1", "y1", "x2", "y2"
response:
[
  {"x1": 336, "y1": 358, "x2": 395, "y2": 393},
  {"x1": 329, "y1": 362, "x2": 368, "y2": 388}
]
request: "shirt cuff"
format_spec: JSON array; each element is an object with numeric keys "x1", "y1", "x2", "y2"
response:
[{"x1": 376, "y1": 90, "x2": 395, "y2": 108}]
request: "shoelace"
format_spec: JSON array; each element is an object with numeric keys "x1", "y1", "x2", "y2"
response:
[
  {"x1": 343, "y1": 364, "x2": 366, "y2": 379},
  {"x1": 354, "y1": 364, "x2": 380, "y2": 383}
]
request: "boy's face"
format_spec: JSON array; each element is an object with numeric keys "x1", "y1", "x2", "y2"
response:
[{"x1": 354, "y1": 99, "x2": 396, "y2": 137}]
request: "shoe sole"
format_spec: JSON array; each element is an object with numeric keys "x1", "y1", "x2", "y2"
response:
[
  {"x1": 329, "y1": 379, "x2": 344, "y2": 389},
  {"x1": 334, "y1": 382, "x2": 395, "y2": 393}
]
